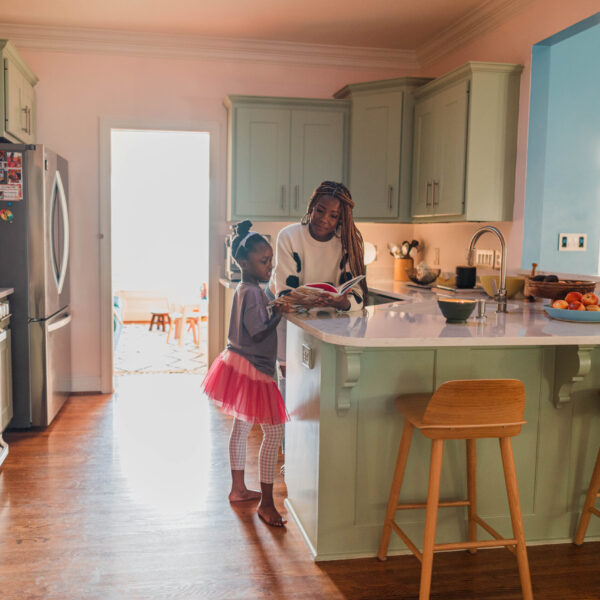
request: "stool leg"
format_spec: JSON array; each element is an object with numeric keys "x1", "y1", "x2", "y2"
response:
[
  {"x1": 378, "y1": 420, "x2": 414, "y2": 560},
  {"x1": 149, "y1": 315, "x2": 156, "y2": 331},
  {"x1": 499, "y1": 437, "x2": 533, "y2": 600},
  {"x1": 574, "y1": 448, "x2": 600, "y2": 545},
  {"x1": 466, "y1": 438, "x2": 477, "y2": 554},
  {"x1": 158, "y1": 315, "x2": 165, "y2": 332},
  {"x1": 419, "y1": 438, "x2": 444, "y2": 600}
]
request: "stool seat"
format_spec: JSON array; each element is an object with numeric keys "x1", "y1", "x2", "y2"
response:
[{"x1": 379, "y1": 379, "x2": 533, "y2": 600}]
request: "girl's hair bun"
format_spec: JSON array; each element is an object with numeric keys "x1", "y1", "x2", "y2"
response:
[
  {"x1": 233, "y1": 219, "x2": 253, "y2": 238},
  {"x1": 231, "y1": 220, "x2": 268, "y2": 263}
]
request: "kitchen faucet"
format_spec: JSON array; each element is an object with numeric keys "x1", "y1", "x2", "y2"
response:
[{"x1": 468, "y1": 226, "x2": 508, "y2": 313}]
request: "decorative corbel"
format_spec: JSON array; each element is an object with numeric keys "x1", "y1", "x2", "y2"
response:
[
  {"x1": 336, "y1": 347, "x2": 362, "y2": 414},
  {"x1": 553, "y1": 345, "x2": 595, "y2": 408}
]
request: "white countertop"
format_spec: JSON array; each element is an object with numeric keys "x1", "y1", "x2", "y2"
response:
[
  {"x1": 286, "y1": 278, "x2": 600, "y2": 347},
  {"x1": 0, "y1": 288, "x2": 14, "y2": 299}
]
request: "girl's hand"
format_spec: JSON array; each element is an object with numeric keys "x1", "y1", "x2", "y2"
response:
[{"x1": 271, "y1": 301, "x2": 294, "y2": 313}]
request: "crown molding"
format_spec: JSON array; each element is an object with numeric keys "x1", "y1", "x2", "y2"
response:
[
  {"x1": 417, "y1": 0, "x2": 537, "y2": 68},
  {"x1": 0, "y1": 22, "x2": 419, "y2": 72}
]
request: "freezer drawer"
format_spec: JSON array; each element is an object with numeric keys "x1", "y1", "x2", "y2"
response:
[{"x1": 29, "y1": 309, "x2": 71, "y2": 427}]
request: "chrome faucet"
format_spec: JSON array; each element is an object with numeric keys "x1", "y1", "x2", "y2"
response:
[{"x1": 468, "y1": 226, "x2": 507, "y2": 313}]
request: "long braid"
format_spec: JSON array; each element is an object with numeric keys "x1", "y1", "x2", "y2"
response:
[{"x1": 302, "y1": 181, "x2": 368, "y2": 301}]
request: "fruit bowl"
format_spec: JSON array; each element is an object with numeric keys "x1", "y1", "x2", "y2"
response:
[
  {"x1": 544, "y1": 305, "x2": 600, "y2": 322},
  {"x1": 405, "y1": 267, "x2": 441, "y2": 286},
  {"x1": 523, "y1": 278, "x2": 596, "y2": 300}
]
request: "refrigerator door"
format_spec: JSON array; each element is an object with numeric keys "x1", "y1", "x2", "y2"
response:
[
  {"x1": 28, "y1": 146, "x2": 70, "y2": 320},
  {"x1": 29, "y1": 308, "x2": 72, "y2": 427}
]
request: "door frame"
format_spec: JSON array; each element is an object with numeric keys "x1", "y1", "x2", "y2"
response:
[{"x1": 98, "y1": 117, "x2": 222, "y2": 393}]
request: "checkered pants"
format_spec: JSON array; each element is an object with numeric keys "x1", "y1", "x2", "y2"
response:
[{"x1": 229, "y1": 418, "x2": 284, "y2": 484}]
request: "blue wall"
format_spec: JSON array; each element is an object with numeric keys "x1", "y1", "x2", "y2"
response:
[{"x1": 523, "y1": 14, "x2": 600, "y2": 275}]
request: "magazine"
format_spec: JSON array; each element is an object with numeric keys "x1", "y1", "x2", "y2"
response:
[{"x1": 273, "y1": 274, "x2": 366, "y2": 307}]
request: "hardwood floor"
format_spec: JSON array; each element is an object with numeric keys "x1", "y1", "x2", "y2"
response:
[{"x1": 0, "y1": 374, "x2": 597, "y2": 599}]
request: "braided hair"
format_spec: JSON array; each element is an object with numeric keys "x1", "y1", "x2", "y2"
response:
[
  {"x1": 231, "y1": 220, "x2": 269, "y2": 265},
  {"x1": 301, "y1": 181, "x2": 367, "y2": 301}
]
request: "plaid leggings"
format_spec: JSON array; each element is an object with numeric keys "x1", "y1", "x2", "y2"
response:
[{"x1": 229, "y1": 418, "x2": 284, "y2": 484}]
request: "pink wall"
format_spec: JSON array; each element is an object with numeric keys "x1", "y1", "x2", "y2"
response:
[
  {"x1": 19, "y1": 49, "x2": 405, "y2": 389},
  {"x1": 412, "y1": 0, "x2": 600, "y2": 274}
]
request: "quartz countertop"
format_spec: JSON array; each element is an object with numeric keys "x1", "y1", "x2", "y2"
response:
[
  {"x1": 0, "y1": 288, "x2": 14, "y2": 299},
  {"x1": 286, "y1": 278, "x2": 600, "y2": 347}
]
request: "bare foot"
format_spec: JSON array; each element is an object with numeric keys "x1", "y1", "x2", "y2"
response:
[
  {"x1": 229, "y1": 488, "x2": 261, "y2": 502},
  {"x1": 258, "y1": 504, "x2": 287, "y2": 527}
]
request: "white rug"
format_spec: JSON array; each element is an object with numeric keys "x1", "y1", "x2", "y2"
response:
[{"x1": 114, "y1": 324, "x2": 207, "y2": 375}]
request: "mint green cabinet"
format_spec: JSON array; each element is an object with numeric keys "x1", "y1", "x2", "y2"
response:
[
  {"x1": 1, "y1": 40, "x2": 37, "y2": 144},
  {"x1": 411, "y1": 63, "x2": 523, "y2": 222},
  {"x1": 335, "y1": 78, "x2": 430, "y2": 222},
  {"x1": 225, "y1": 96, "x2": 348, "y2": 221}
]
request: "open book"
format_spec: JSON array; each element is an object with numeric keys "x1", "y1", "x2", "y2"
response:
[{"x1": 273, "y1": 274, "x2": 366, "y2": 307}]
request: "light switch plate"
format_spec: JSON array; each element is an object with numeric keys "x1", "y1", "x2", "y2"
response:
[
  {"x1": 558, "y1": 233, "x2": 587, "y2": 251},
  {"x1": 301, "y1": 344, "x2": 314, "y2": 369}
]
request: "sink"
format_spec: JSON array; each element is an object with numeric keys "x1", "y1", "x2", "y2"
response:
[{"x1": 366, "y1": 291, "x2": 404, "y2": 306}]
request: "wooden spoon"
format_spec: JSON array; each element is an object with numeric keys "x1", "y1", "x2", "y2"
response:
[{"x1": 530, "y1": 263, "x2": 538, "y2": 278}]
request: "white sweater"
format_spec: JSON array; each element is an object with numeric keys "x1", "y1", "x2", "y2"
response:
[{"x1": 269, "y1": 223, "x2": 363, "y2": 311}]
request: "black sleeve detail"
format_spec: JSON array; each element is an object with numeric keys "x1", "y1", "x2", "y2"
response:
[
  {"x1": 278, "y1": 289, "x2": 291, "y2": 297},
  {"x1": 339, "y1": 253, "x2": 349, "y2": 270},
  {"x1": 292, "y1": 252, "x2": 302, "y2": 273},
  {"x1": 338, "y1": 272, "x2": 352, "y2": 285},
  {"x1": 285, "y1": 275, "x2": 300, "y2": 289},
  {"x1": 351, "y1": 291, "x2": 362, "y2": 304}
]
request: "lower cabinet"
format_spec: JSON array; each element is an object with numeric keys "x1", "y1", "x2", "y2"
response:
[
  {"x1": 411, "y1": 62, "x2": 523, "y2": 222},
  {"x1": 225, "y1": 96, "x2": 348, "y2": 221},
  {"x1": 0, "y1": 328, "x2": 12, "y2": 432}
]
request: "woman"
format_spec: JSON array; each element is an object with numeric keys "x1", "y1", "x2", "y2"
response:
[{"x1": 269, "y1": 181, "x2": 367, "y2": 373}]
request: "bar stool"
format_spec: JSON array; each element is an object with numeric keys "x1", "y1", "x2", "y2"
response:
[
  {"x1": 149, "y1": 311, "x2": 171, "y2": 332},
  {"x1": 378, "y1": 379, "x2": 533, "y2": 600},
  {"x1": 573, "y1": 447, "x2": 600, "y2": 545}
]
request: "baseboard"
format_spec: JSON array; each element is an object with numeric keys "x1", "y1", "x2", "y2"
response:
[{"x1": 70, "y1": 375, "x2": 103, "y2": 394}]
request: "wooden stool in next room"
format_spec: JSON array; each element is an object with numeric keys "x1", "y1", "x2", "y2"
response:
[
  {"x1": 378, "y1": 379, "x2": 533, "y2": 600},
  {"x1": 149, "y1": 311, "x2": 171, "y2": 332},
  {"x1": 573, "y1": 446, "x2": 600, "y2": 545}
]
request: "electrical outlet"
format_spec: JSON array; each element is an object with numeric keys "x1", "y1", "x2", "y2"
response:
[
  {"x1": 558, "y1": 233, "x2": 587, "y2": 251},
  {"x1": 301, "y1": 344, "x2": 313, "y2": 369},
  {"x1": 474, "y1": 249, "x2": 494, "y2": 268}
]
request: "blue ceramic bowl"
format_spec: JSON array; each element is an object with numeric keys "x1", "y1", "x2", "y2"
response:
[{"x1": 437, "y1": 298, "x2": 477, "y2": 323}]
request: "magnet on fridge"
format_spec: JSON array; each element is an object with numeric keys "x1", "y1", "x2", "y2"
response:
[{"x1": 0, "y1": 209, "x2": 14, "y2": 222}]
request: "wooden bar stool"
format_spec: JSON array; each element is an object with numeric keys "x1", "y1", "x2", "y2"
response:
[
  {"x1": 378, "y1": 379, "x2": 533, "y2": 600},
  {"x1": 574, "y1": 446, "x2": 600, "y2": 545},
  {"x1": 149, "y1": 311, "x2": 171, "y2": 332}
]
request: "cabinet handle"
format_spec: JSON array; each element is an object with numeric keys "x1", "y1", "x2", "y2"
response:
[
  {"x1": 294, "y1": 185, "x2": 299, "y2": 210},
  {"x1": 387, "y1": 185, "x2": 393, "y2": 210},
  {"x1": 28, "y1": 107, "x2": 32, "y2": 134},
  {"x1": 21, "y1": 107, "x2": 28, "y2": 132},
  {"x1": 281, "y1": 185, "x2": 286, "y2": 210},
  {"x1": 433, "y1": 180, "x2": 439, "y2": 207},
  {"x1": 425, "y1": 181, "x2": 432, "y2": 207}
]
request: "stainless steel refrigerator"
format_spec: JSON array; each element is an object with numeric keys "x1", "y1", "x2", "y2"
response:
[{"x1": 0, "y1": 144, "x2": 71, "y2": 428}]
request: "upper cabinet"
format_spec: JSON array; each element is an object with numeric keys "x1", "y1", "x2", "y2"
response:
[
  {"x1": 0, "y1": 40, "x2": 38, "y2": 144},
  {"x1": 411, "y1": 62, "x2": 523, "y2": 222},
  {"x1": 225, "y1": 96, "x2": 349, "y2": 221},
  {"x1": 334, "y1": 78, "x2": 430, "y2": 222}
]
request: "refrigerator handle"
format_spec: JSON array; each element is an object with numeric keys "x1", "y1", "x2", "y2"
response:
[
  {"x1": 51, "y1": 169, "x2": 70, "y2": 294},
  {"x1": 48, "y1": 313, "x2": 71, "y2": 333}
]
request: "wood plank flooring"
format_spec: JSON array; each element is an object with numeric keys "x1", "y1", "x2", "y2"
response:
[{"x1": 0, "y1": 374, "x2": 598, "y2": 599}]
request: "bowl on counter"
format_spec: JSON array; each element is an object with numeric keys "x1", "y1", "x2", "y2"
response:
[
  {"x1": 479, "y1": 275, "x2": 524, "y2": 299},
  {"x1": 405, "y1": 267, "x2": 441, "y2": 286},
  {"x1": 437, "y1": 298, "x2": 477, "y2": 323}
]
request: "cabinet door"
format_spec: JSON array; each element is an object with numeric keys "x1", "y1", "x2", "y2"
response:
[
  {"x1": 411, "y1": 97, "x2": 436, "y2": 217},
  {"x1": 349, "y1": 91, "x2": 403, "y2": 219},
  {"x1": 4, "y1": 58, "x2": 28, "y2": 143},
  {"x1": 290, "y1": 110, "x2": 345, "y2": 218},
  {"x1": 432, "y1": 81, "x2": 468, "y2": 218},
  {"x1": 0, "y1": 329, "x2": 12, "y2": 432},
  {"x1": 232, "y1": 107, "x2": 290, "y2": 219}
]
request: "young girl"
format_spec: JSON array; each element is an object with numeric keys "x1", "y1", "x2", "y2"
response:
[{"x1": 202, "y1": 220, "x2": 289, "y2": 527}]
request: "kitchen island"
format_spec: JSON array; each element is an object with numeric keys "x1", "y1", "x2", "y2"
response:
[{"x1": 283, "y1": 282, "x2": 600, "y2": 560}]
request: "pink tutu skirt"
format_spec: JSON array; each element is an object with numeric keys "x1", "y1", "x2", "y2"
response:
[{"x1": 202, "y1": 349, "x2": 287, "y2": 425}]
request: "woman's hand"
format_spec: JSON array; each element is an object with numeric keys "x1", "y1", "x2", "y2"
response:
[{"x1": 312, "y1": 291, "x2": 351, "y2": 311}]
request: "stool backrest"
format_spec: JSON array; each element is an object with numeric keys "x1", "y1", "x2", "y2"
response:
[{"x1": 423, "y1": 379, "x2": 525, "y2": 427}]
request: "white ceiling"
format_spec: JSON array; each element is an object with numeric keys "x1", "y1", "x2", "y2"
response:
[{"x1": 0, "y1": 0, "x2": 505, "y2": 50}]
